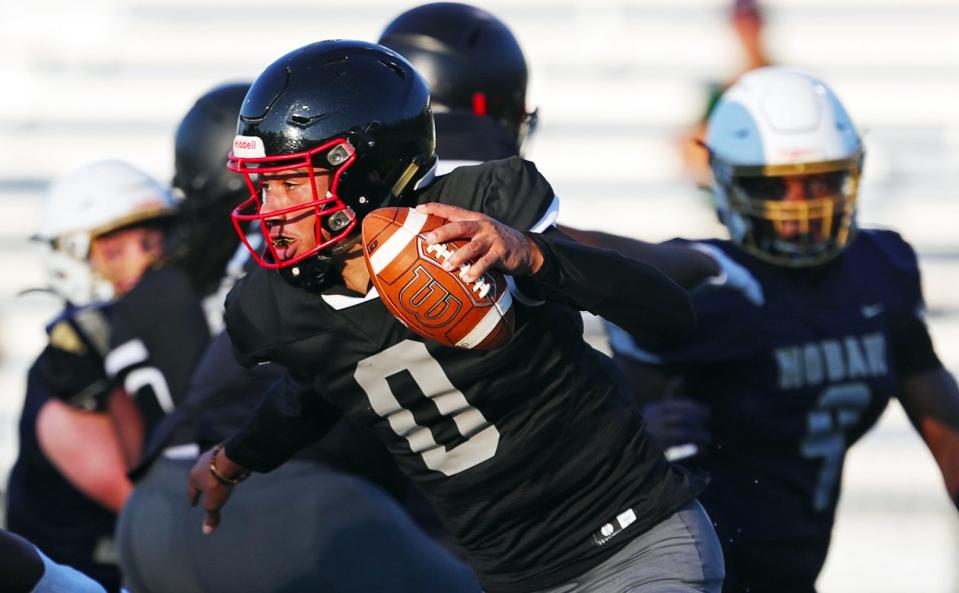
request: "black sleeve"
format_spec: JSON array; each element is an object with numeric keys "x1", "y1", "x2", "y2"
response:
[
  {"x1": 223, "y1": 373, "x2": 341, "y2": 472},
  {"x1": 515, "y1": 227, "x2": 696, "y2": 342},
  {"x1": 105, "y1": 267, "x2": 210, "y2": 431}
]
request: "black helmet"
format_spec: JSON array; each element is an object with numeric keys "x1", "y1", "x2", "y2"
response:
[
  {"x1": 172, "y1": 82, "x2": 251, "y2": 295},
  {"x1": 378, "y1": 3, "x2": 535, "y2": 150},
  {"x1": 228, "y1": 40, "x2": 435, "y2": 272}
]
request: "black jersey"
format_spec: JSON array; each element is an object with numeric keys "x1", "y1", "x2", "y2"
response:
[
  {"x1": 104, "y1": 266, "x2": 211, "y2": 436},
  {"x1": 610, "y1": 230, "x2": 942, "y2": 592},
  {"x1": 223, "y1": 158, "x2": 703, "y2": 593}
]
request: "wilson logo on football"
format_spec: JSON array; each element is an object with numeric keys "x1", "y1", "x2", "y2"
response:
[
  {"x1": 398, "y1": 266, "x2": 463, "y2": 328},
  {"x1": 361, "y1": 207, "x2": 515, "y2": 350}
]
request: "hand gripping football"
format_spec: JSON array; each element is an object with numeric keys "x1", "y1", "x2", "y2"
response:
[{"x1": 362, "y1": 207, "x2": 514, "y2": 349}]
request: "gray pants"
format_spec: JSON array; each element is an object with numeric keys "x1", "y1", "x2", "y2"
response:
[
  {"x1": 530, "y1": 501, "x2": 724, "y2": 593},
  {"x1": 116, "y1": 457, "x2": 481, "y2": 593}
]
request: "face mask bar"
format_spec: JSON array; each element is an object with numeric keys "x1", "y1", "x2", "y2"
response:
[
  {"x1": 714, "y1": 156, "x2": 862, "y2": 267},
  {"x1": 228, "y1": 138, "x2": 357, "y2": 269}
]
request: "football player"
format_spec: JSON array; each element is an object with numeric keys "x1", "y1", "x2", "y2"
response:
[
  {"x1": 187, "y1": 40, "x2": 725, "y2": 593},
  {"x1": 7, "y1": 160, "x2": 176, "y2": 592},
  {"x1": 116, "y1": 82, "x2": 483, "y2": 593},
  {"x1": 608, "y1": 66, "x2": 959, "y2": 593}
]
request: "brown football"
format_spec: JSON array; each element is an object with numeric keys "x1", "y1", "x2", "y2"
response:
[{"x1": 362, "y1": 207, "x2": 514, "y2": 350}]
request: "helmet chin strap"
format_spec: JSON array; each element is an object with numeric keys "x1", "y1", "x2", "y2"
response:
[{"x1": 278, "y1": 233, "x2": 363, "y2": 292}]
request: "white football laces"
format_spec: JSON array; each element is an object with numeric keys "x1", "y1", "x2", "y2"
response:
[{"x1": 425, "y1": 242, "x2": 492, "y2": 298}]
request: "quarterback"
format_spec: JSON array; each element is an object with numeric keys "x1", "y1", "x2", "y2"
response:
[{"x1": 188, "y1": 40, "x2": 724, "y2": 593}]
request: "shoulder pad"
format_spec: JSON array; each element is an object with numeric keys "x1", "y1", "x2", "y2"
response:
[
  {"x1": 419, "y1": 156, "x2": 557, "y2": 230},
  {"x1": 856, "y1": 228, "x2": 920, "y2": 276},
  {"x1": 223, "y1": 267, "x2": 284, "y2": 364}
]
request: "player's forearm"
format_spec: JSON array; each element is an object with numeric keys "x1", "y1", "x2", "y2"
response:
[
  {"x1": 518, "y1": 230, "x2": 696, "y2": 341},
  {"x1": 223, "y1": 379, "x2": 339, "y2": 472},
  {"x1": 557, "y1": 226, "x2": 719, "y2": 290},
  {"x1": 899, "y1": 368, "x2": 959, "y2": 503}
]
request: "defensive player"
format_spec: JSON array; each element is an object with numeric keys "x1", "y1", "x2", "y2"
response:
[
  {"x1": 116, "y1": 82, "x2": 482, "y2": 593},
  {"x1": 609, "y1": 66, "x2": 959, "y2": 593},
  {"x1": 187, "y1": 40, "x2": 725, "y2": 593},
  {"x1": 7, "y1": 160, "x2": 175, "y2": 592}
]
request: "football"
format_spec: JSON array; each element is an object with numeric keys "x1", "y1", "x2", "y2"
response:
[{"x1": 362, "y1": 207, "x2": 514, "y2": 350}]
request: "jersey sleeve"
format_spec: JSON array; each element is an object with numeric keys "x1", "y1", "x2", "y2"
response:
[
  {"x1": 515, "y1": 227, "x2": 697, "y2": 342},
  {"x1": 868, "y1": 230, "x2": 943, "y2": 377},
  {"x1": 104, "y1": 267, "x2": 210, "y2": 431},
  {"x1": 223, "y1": 372, "x2": 341, "y2": 472}
]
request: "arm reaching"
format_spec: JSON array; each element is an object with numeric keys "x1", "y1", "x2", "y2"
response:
[
  {"x1": 561, "y1": 226, "x2": 764, "y2": 306},
  {"x1": 417, "y1": 203, "x2": 696, "y2": 342},
  {"x1": 186, "y1": 373, "x2": 339, "y2": 534}
]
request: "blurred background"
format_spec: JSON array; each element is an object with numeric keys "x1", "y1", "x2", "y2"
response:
[{"x1": 1, "y1": 0, "x2": 957, "y2": 591}]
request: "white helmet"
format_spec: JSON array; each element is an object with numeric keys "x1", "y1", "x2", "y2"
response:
[
  {"x1": 706, "y1": 66, "x2": 863, "y2": 267},
  {"x1": 35, "y1": 160, "x2": 176, "y2": 304}
]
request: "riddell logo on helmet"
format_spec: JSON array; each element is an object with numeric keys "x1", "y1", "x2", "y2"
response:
[
  {"x1": 232, "y1": 136, "x2": 266, "y2": 158},
  {"x1": 779, "y1": 147, "x2": 814, "y2": 160}
]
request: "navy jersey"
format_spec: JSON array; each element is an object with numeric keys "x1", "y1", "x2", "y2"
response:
[
  {"x1": 610, "y1": 229, "x2": 942, "y2": 590},
  {"x1": 223, "y1": 158, "x2": 702, "y2": 593},
  {"x1": 6, "y1": 311, "x2": 121, "y2": 592},
  {"x1": 104, "y1": 266, "x2": 211, "y2": 438}
]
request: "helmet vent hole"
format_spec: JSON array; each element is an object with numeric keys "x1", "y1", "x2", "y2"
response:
[
  {"x1": 291, "y1": 114, "x2": 317, "y2": 125},
  {"x1": 378, "y1": 59, "x2": 407, "y2": 80}
]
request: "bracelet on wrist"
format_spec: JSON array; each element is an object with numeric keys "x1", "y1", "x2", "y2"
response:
[{"x1": 208, "y1": 444, "x2": 250, "y2": 486}]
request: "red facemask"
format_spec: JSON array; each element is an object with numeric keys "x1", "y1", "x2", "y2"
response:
[{"x1": 228, "y1": 137, "x2": 358, "y2": 269}]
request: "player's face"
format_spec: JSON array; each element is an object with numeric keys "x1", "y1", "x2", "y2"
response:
[
  {"x1": 88, "y1": 226, "x2": 165, "y2": 294},
  {"x1": 738, "y1": 171, "x2": 844, "y2": 241},
  {"x1": 259, "y1": 167, "x2": 333, "y2": 262}
]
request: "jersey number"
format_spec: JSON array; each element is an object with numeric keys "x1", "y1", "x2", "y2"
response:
[
  {"x1": 354, "y1": 340, "x2": 500, "y2": 476},
  {"x1": 799, "y1": 382, "x2": 871, "y2": 511}
]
